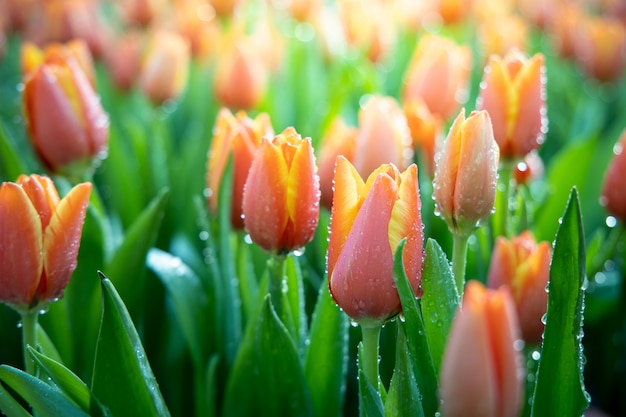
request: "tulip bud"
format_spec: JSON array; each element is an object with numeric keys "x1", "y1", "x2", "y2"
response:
[
  {"x1": 353, "y1": 95, "x2": 413, "y2": 180},
  {"x1": 138, "y1": 30, "x2": 190, "y2": 105},
  {"x1": 601, "y1": 130, "x2": 626, "y2": 220},
  {"x1": 402, "y1": 34, "x2": 472, "y2": 121},
  {"x1": 433, "y1": 109, "x2": 499, "y2": 237},
  {"x1": 242, "y1": 127, "x2": 320, "y2": 254},
  {"x1": 477, "y1": 15, "x2": 528, "y2": 61},
  {"x1": 0, "y1": 175, "x2": 92, "y2": 313},
  {"x1": 477, "y1": 50, "x2": 547, "y2": 160},
  {"x1": 487, "y1": 231, "x2": 551, "y2": 344},
  {"x1": 207, "y1": 108, "x2": 274, "y2": 229},
  {"x1": 328, "y1": 157, "x2": 423, "y2": 327},
  {"x1": 574, "y1": 15, "x2": 626, "y2": 83},
  {"x1": 103, "y1": 31, "x2": 143, "y2": 92},
  {"x1": 23, "y1": 46, "x2": 109, "y2": 175},
  {"x1": 440, "y1": 280, "x2": 524, "y2": 417}
]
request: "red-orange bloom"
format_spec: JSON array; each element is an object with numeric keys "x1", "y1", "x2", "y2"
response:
[
  {"x1": 242, "y1": 127, "x2": 320, "y2": 253},
  {"x1": 477, "y1": 50, "x2": 547, "y2": 159},
  {"x1": 0, "y1": 175, "x2": 92, "y2": 313},
  {"x1": 207, "y1": 108, "x2": 274, "y2": 229},
  {"x1": 601, "y1": 130, "x2": 626, "y2": 220},
  {"x1": 328, "y1": 157, "x2": 423, "y2": 327},
  {"x1": 487, "y1": 231, "x2": 551, "y2": 344},
  {"x1": 440, "y1": 280, "x2": 524, "y2": 417}
]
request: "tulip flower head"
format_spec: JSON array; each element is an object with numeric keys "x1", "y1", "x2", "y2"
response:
[
  {"x1": 242, "y1": 127, "x2": 320, "y2": 254},
  {"x1": 0, "y1": 175, "x2": 92, "y2": 313},
  {"x1": 207, "y1": 108, "x2": 274, "y2": 229},
  {"x1": 328, "y1": 157, "x2": 423, "y2": 327},
  {"x1": 487, "y1": 231, "x2": 551, "y2": 344},
  {"x1": 574, "y1": 15, "x2": 626, "y2": 83},
  {"x1": 403, "y1": 97, "x2": 442, "y2": 177},
  {"x1": 477, "y1": 50, "x2": 547, "y2": 160},
  {"x1": 601, "y1": 130, "x2": 626, "y2": 220},
  {"x1": 432, "y1": 109, "x2": 499, "y2": 237},
  {"x1": 440, "y1": 280, "x2": 524, "y2": 417}
]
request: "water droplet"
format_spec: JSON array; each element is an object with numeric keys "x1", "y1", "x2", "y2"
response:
[
  {"x1": 199, "y1": 231, "x2": 209, "y2": 241},
  {"x1": 540, "y1": 313, "x2": 548, "y2": 325},
  {"x1": 613, "y1": 142, "x2": 623, "y2": 156},
  {"x1": 531, "y1": 350, "x2": 541, "y2": 361},
  {"x1": 605, "y1": 216, "x2": 617, "y2": 228},
  {"x1": 514, "y1": 339, "x2": 525, "y2": 351},
  {"x1": 350, "y1": 319, "x2": 359, "y2": 328},
  {"x1": 243, "y1": 234, "x2": 253, "y2": 244},
  {"x1": 594, "y1": 272, "x2": 606, "y2": 285},
  {"x1": 16, "y1": 321, "x2": 22, "y2": 329},
  {"x1": 203, "y1": 187, "x2": 213, "y2": 198}
]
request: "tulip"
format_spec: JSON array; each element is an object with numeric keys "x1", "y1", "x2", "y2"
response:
[
  {"x1": 477, "y1": 50, "x2": 547, "y2": 160},
  {"x1": 242, "y1": 127, "x2": 320, "y2": 254},
  {"x1": 173, "y1": 0, "x2": 221, "y2": 60},
  {"x1": 403, "y1": 97, "x2": 442, "y2": 177},
  {"x1": 120, "y1": 0, "x2": 166, "y2": 27},
  {"x1": 440, "y1": 280, "x2": 524, "y2": 417},
  {"x1": 103, "y1": 31, "x2": 143, "y2": 92},
  {"x1": 574, "y1": 15, "x2": 626, "y2": 83},
  {"x1": 138, "y1": 30, "x2": 190, "y2": 105},
  {"x1": 22, "y1": 40, "x2": 96, "y2": 87},
  {"x1": 402, "y1": 34, "x2": 472, "y2": 121},
  {"x1": 0, "y1": 175, "x2": 92, "y2": 313},
  {"x1": 209, "y1": 0, "x2": 241, "y2": 17},
  {"x1": 433, "y1": 109, "x2": 499, "y2": 237},
  {"x1": 353, "y1": 95, "x2": 413, "y2": 180},
  {"x1": 436, "y1": 0, "x2": 472, "y2": 25},
  {"x1": 487, "y1": 231, "x2": 551, "y2": 344},
  {"x1": 328, "y1": 157, "x2": 423, "y2": 327},
  {"x1": 317, "y1": 117, "x2": 357, "y2": 210},
  {"x1": 548, "y1": 3, "x2": 584, "y2": 60},
  {"x1": 601, "y1": 130, "x2": 626, "y2": 220},
  {"x1": 23, "y1": 44, "x2": 109, "y2": 175},
  {"x1": 477, "y1": 15, "x2": 528, "y2": 62},
  {"x1": 207, "y1": 108, "x2": 274, "y2": 229}
]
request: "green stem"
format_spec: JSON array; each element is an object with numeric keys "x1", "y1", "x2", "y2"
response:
[
  {"x1": 452, "y1": 233, "x2": 470, "y2": 298},
  {"x1": 361, "y1": 326, "x2": 381, "y2": 388},
  {"x1": 21, "y1": 311, "x2": 39, "y2": 376},
  {"x1": 495, "y1": 160, "x2": 515, "y2": 238},
  {"x1": 268, "y1": 254, "x2": 286, "y2": 317}
]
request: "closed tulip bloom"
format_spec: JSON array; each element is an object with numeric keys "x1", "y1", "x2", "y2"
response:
[
  {"x1": 575, "y1": 16, "x2": 626, "y2": 83},
  {"x1": 0, "y1": 175, "x2": 92, "y2": 313},
  {"x1": 207, "y1": 108, "x2": 274, "y2": 229},
  {"x1": 242, "y1": 127, "x2": 320, "y2": 254},
  {"x1": 601, "y1": 130, "x2": 626, "y2": 220},
  {"x1": 22, "y1": 40, "x2": 96, "y2": 87},
  {"x1": 317, "y1": 117, "x2": 358, "y2": 210},
  {"x1": 353, "y1": 95, "x2": 413, "y2": 180},
  {"x1": 487, "y1": 231, "x2": 551, "y2": 344},
  {"x1": 477, "y1": 50, "x2": 547, "y2": 159},
  {"x1": 139, "y1": 30, "x2": 190, "y2": 105},
  {"x1": 433, "y1": 109, "x2": 499, "y2": 237},
  {"x1": 440, "y1": 280, "x2": 523, "y2": 417},
  {"x1": 402, "y1": 34, "x2": 472, "y2": 121},
  {"x1": 328, "y1": 157, "x2": 423, "y2": 327},
  {"x1": 23, "y1": 47, "x2": 109, "y2": 174}
]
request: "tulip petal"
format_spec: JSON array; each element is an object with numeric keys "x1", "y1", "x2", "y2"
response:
[
  {"x1": 511, "y1": 54, "x2": 545, "y2": 156},
  {"x1": 478, "y1": 58, "x2": 511, "y2": 153},
  {"x1": 0, "y1": 183, "x2": 43, "y2": 306},
  {"x1": 433, "y1": 110, "x2": 465, "y2": 219},
  {"x1": 41, "y1": 182, "x2": 92, "y2": 302},
  {"x1": 18, "y1": 175, "x2": 61, "y2": 229}
]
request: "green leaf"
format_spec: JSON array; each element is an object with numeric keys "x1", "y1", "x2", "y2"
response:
[
  {"x1": 222, "y1": 295, "x2": 314, "y2": 417},
  {"x1": 103, "y1": 188, "x2": 169, "y2": 317},
  {"x1": 393, "y1": 239, "x2": 439, "y2": 417},
  {"x1": 0, "y1": 382, "x2": 31, "y2": 417},
  {"x1": 92, "y1": 274, "x2": 171, "y2": 417},
  {"x1": 0, "y1": 121, "x2": 27, "y2": 181},
  {"x1": 384, "y1": 324, "x2": 425, "y2": 417},
  {"x1": 147, "y1": 248, "x2": 211, "y2": 367},
  {"x1": 285, "y1": 255, "x2": 308, "y2": 354},
  {"x1": 35, "y1": 324, "x2": 63, "y2": 364},
  {"x1": 27, "y1": 347, "x2": 110, "y2": 417},
  {"x1": 357, "y1": 347, "x2": 384, "y2": 417},
  {"x1": 0, "y1": 365, "x2": 89, "y2": 417},
  {"x1": 531, "y1": 188, "x2": 589, "y2": 417},
  {"x1": 304, "y1": 278, "x2": 349, "y2": 417},
  {"x1": 420, "y1": 239, "x2": 460, "y2": 373}
]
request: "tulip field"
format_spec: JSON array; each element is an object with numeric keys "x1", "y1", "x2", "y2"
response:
[{"x1": 1, "y1": 0, "x2": 626, "y2": 416}]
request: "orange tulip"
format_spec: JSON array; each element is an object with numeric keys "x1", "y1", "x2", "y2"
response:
[
  {"x1": 22, "y1": 40, "x2": 96, "y2": 87},
  {"x1": 327, "y1": 157, "x2": 423, "y2": 327},
  {"x1": 436, "y1": 0, "x2": 472, "y2": 25},
  {"x1": 601, "y1": 130, "x2": 626, "y2": 220},
  {"x1": 440, "y1": 280, "x2": 524, "y2": 417},
  {"x1": 119, "y1": 0, "x2": 166, "y2": 27},
  {"x1": 23, "y1": 44, "x2": 109, "y2": 174},
  {"x1": 574, "y1": 15, "x2": 626, "y2": 83},
  {"x1": 209, "y1": 0, "x2": 241, "y2": 17},
  {"x1": 207, "y1": 108, "x2": 274, "y2": 229},
  {"x1": 487, "y1": 231, "x2": 551, "y2": 344},
  {"x1": 403, "y1": 98, "x2": 442, "y2": 177},
  {"x1": 477, "y1": 50, "x2": 547, "y2": 159},
  {"x1": 242, "y1": 127, "x2": 320, "y2": 253},
  {"x1": 317, "y1": 117, "x2": 358, "y2": 210},
  {"x1": 103, "y1": 31, "x2": 143, "y2": 92},
  {"x1": 402, "y1": 34, "x2": 472, "y2": 121},
  {"x1": 138, "y1": 30, "x2": 190, "y2": 105},
  {"x1": 353, "y1": 95, "x2": 413, "y2": 180},
  {"x1": 0, "y1": 175, "x2": 92, "y2": 313},
  {"x1": 433, "y1": 109, "x2": 499, "y2": 237},
  {"x1": 477, "y1": 14, "x2": 528, "y2": 61},
  {"x1": 173, "y1": 0, "x2": 221, "y2": 60}
]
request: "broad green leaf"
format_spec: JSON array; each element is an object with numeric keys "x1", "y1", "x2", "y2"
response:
[
  {"x1": 393, "y1": 240, "x2": 439, "y2": 417},
  {"x1": 304, "y1": 278, "x2": 349, "y2": 417},
  {"x1": 285, "y1": 255, "x2": 308, "y2": 354},
  {"x1": 0, "y1": 382, "x2": 31, "y2": 417},
  {"x1": 147, "y1": 248, "x2": 211, "y2": 367},
  {"x1": 195, "y1": 355, "x2": 219, "y2": 417},
  {"x1": 357, "y1": 346, "x2": 384, "y2": 417},
  {"x1": 420, "y1": 238, "x2": 460, "y2": 373},
  {"x1": 531, "y1": 188, "x2": 589, "y2": 417},
  {"x1": 384, "y1": 324, "x2": 425, "y2": 417},
  {"x1": 27, "y1": 347, "x2": 109, "y2": 417},
  {"x1": 222, "y1": 295, "x2": 314, "y2": 417},
  {"x1": 0, "y1": 365, "x2": 89, "y2": 417},
  {"x1": 0, "y1": 121, "x2": 26, "y2": 181},
  {"x1": 103, "y1": 188, "x2": 169, "y2": 318},
  {"x1": 92, "y1": 274, "x2": 171, "y2": 417}
]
